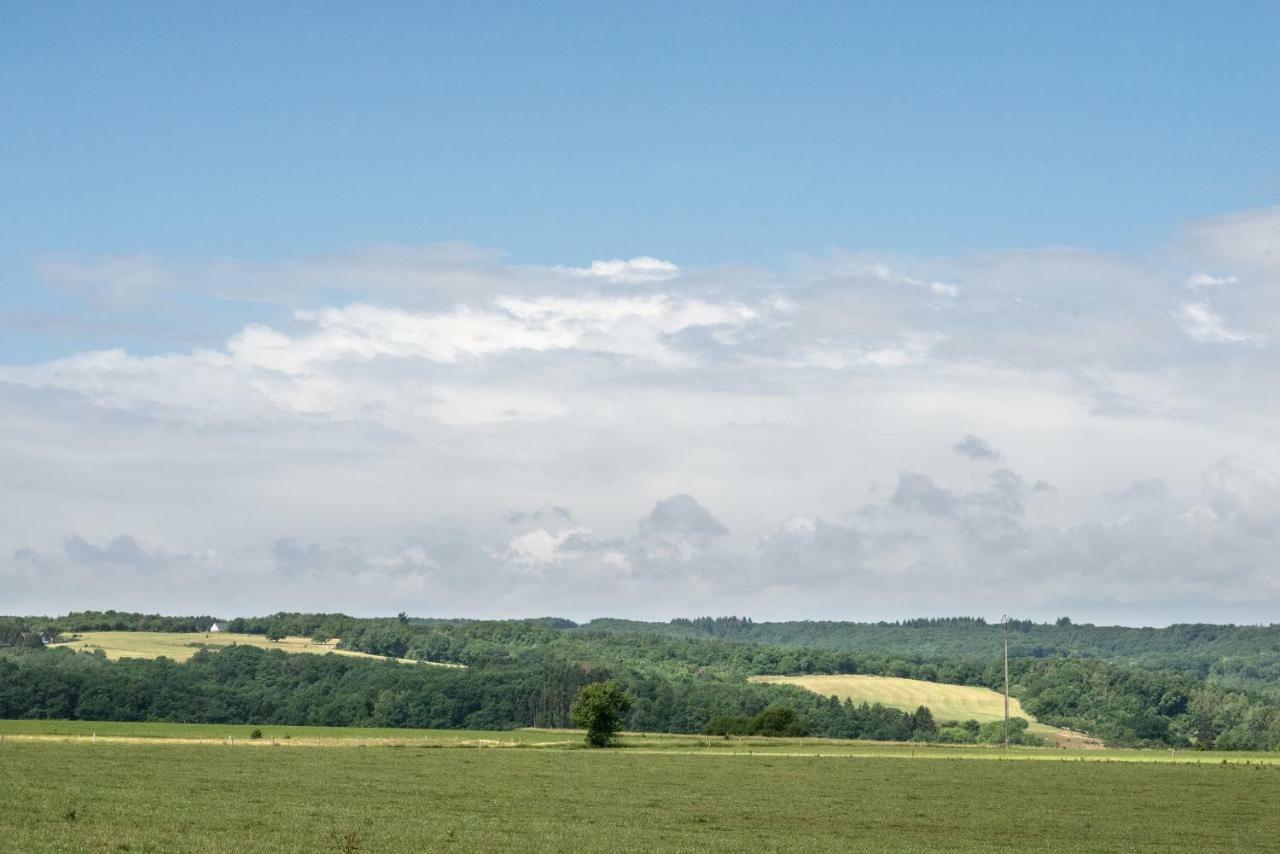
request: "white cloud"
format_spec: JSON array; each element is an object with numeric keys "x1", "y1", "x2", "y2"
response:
[
  {"x1": 1175, "y1": 301, "x2": 1266, "y2": 347},
  {"x1": 554, "y1": 256, "x2": 680, "y2": 284},
  {"x1": 1185, "y1": 272, "x2": 1238, "y2": 289},
  {"x1": 505, "y1": 527, "x2": 595, "y2": 567},
  {"x1": 1185, "y1": 207, "x2": 1280, "y2": 280},
  {"x1": 1202, "y1": 457, "x2": 1280, "y2": 539},
  {"x1": 8, "y1": 208, "x2": 1280, "y2": 621},
  {"x1": 829, "y1": 259, "x2": 961, "y2": 298},
  {"x1": 0, "y1": 295, "x2": 760, "y2": 421}
]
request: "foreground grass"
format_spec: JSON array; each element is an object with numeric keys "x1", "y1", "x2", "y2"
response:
[
  {"x1": 750, "y1": 673, "x2": 1054, "y2": 733},
  {"x1": 2, "y1": 739, "x2": 1278, "y2": 853},
  {"x1": 45, "y1": 630, "x2": 460, "y2": 666}
]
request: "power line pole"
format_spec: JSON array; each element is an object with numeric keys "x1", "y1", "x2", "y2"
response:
[{"x1": 1001, "y1": 614, "x2": 1010, "y2": 749}]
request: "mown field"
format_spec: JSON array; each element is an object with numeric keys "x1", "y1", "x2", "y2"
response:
[
  {"x1": 2, "y1": 732, "x2": 1278, "y2": 853},
  {"x1": 46, "y1": 630, "x2": 459, "y2": 666},
  {"x1": 751, "y1": 673, "x2": 1057, "y2": 733}
]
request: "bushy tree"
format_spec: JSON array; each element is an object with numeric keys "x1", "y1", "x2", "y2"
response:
[
  {"x1": 702, "y1": 706, "x2": 810, "y2": 737},
  {"x1": 570, "y1": 681, "x2": 632, "y2": 747},
  {"x1": 976, "y1": 717, "x2": 1040, "y2": 745},
  {"x1": 751, "y1": 705, "x2": 810, "y2": 737},
  {"x1": 909, "y1": 705, "x2": 937, "y2": 740}
]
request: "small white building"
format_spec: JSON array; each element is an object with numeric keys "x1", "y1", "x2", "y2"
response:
[{"x1": 209, "y1": 622, "x2": 222, "y2": 633}]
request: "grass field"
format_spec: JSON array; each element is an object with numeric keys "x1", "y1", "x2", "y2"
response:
[
  {"x1": 751, "y1": 673, "x2": 1057, "y2": 733},
  {"x1": 46, "y1": 630, "x2": 460, "y2": 666},
  {"x1": 0, "y1": 719, "x2": 572, "y2": 747},
  {"x1": 2, "y1": 731, "x2": 1278, "y2": 852},
  {"x1": 2, "y1": 719, "x2": 1275, "y2": 764}
]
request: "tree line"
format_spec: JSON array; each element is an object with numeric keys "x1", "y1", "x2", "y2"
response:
[
  {"x1": 0, "y1": 643, "x2": 934, "y2": 741},
  {"x1": 4, "y1": 611, "x2": 1280, "y2": 749}
]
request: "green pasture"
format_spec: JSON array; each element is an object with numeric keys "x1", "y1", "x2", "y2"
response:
[
  {"x1": 2, "y1": 737, "x2": 1278, "y2": 853},
  {"x1": 2, "y1": 719, "x2": 1277, "y2": 764},
  {"x1": 0, "y1": 719, "x2": 561, "y2": 746}
]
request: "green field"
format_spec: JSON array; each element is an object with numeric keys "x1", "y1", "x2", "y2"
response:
[
  {"x1": 0, "y1": 719, "x2": 569, "y2": 746},
  {"x1": 2, "y1": 730, "x2": 1278, "y2": 853},
  {"x1": 5, "y1": 719, "x2": 1279, "y2": 763},
  {"x1": 46, "y1": 630, "x2": 459, "y2": 666},
  {"x1": 751, "y1": 673, "x2": 1059, "y2": 734}
]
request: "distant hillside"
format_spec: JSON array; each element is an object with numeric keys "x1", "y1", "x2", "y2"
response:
[
  {"x1": 750, "y1": 673, "x2": 1052, "y2": 730},
  {"x1": 5, "y1": 611, "x2": 1280, "y2": 750},
  {"x1": 46, "y1": 630, "x2": 458, "y2": 666},
  {"x1": 577, "y1": 617, "x2": 1280, "y2": 700}
]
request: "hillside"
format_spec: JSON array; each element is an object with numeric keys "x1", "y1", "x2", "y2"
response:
[
  {"x1": 749, "y1": 674, "x2": 1051, "y2": 731},
  {"x1": 581, "y1": 617, "x2": 1280, "y2": 700},
  {"x1": 46, "y1": 630, "x2": 459, "y2": 665},
  {"x1": 4, "y1": 611, "x2": 1280, "y2": 751}
]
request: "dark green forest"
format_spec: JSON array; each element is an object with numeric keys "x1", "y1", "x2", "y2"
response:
[{"x1": 2, "y1": 612, "x2": 1279, "y2": 750}]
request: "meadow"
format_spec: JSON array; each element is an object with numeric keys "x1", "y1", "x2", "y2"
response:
[
  {"x1": 750, "y1": 673, "x2": 1058, "y2": 734},
  {"x1": 45, "y1": 631, "x2": 458, "y2": 666},
  {"x1": 2, "y1": 729, "x2": 1278, "y2": 853},
  {"x1": 4, "y1": 719, "x2": 1276, "y2": 763}
]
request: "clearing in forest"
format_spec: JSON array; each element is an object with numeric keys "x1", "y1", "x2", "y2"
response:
[
  {"x1": 46, "y1": 631, "x2": 460, "y2": 666},
  {"x1": 750, "y1": 673, "x2": 1055, "y2": 733}
]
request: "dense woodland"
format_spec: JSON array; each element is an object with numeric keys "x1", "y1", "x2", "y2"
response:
[{"x1": 2, "y1": 612, "x2": 1279, "y2": 750}]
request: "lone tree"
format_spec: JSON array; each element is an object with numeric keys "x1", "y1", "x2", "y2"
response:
[{"x1": 570, "y1": 682, "x2": 632, "y2": 747}]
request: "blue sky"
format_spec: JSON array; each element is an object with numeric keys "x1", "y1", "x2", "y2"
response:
[
  {"x1": 6, "y1": 2, "x2": 1279, "y2": 266},
  {"x1": 3, "y1": 4, "x2": 1280, "y2": 621}
]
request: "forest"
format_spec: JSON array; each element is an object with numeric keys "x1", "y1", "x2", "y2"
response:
[{"x1": 2, "y1": 611, "x2": 1279, "y2": 750}]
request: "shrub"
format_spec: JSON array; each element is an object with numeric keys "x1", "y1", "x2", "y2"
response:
[{"x1": 703, "y1": 706, "x2": 810, "y2": 737}]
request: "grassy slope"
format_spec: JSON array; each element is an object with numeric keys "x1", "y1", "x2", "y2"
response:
[
  {"x1": 2, "y1": 739, "x2": 1278, "y2": 852},
  {"x1": 750, "y1": 673, "x2": 1056, "y2": 734},
  {"x1": 46, "y1": 631, "x2": 459, "y2": 666}
]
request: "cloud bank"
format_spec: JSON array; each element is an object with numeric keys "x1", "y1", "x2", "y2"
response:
[{"x1": 5, "y1": 207, "x2": 1280, "y2": 623}]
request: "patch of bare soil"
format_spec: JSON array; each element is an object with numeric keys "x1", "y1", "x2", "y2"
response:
[{"x1": 1053, "y1": 728, "x2": 1105, "y2": 750}]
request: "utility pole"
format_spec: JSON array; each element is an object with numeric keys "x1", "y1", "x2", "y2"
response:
[{"x1": 1001, "y1": 614, "x2": 1010, "y2": 749}]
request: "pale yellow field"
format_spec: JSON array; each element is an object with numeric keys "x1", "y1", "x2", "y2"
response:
[
  {"x1": 750, "y1": 674, "x2": 1056, "y2": 734},
  {"x1": 48, "y1": 631, "x2": 460, "y2": 667}
]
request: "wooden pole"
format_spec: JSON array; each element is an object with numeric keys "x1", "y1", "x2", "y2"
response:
[{"x1": 1002, "y1": 615, "x2": 1010, "y2": 749}]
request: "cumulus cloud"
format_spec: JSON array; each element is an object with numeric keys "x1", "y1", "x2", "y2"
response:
[
  {"x1": 639, "y1": 494, "x2": 730, "y2": 539},
  {"x1": 505, "y1": 527, "x2": 596, "y2": 567},
  {"x1": 1185, "y1": 272, "x2": 1238, "y2": 289},
  {"x1": 1175, "y1": 302, "x2": 1266, "y2": 347},
  {"x1": 554, "y1": 256, "x2": 680, "y2": 284},
  {"x1": 1202, "y1": 457, "x2": 1280, "y2": 539},
  {"x1": 7, "y1": 207, "x2": 1280, "y2": 621},
  {"x1": 952, "y1": 434, "x2": 1002, "y2": 463},
  {"x1": 1185, "y1": 207, "x2": 1280, "y2": 280},
  {"x1": 0, "y1": 295, "x2": 759, "y2": 422},
  {"x1": 6, "y1": 453, "x2": 1280, "y2": 622},
  {"x1": 1108, "y1": 479, "x2": 1169, "y2": 503}
]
